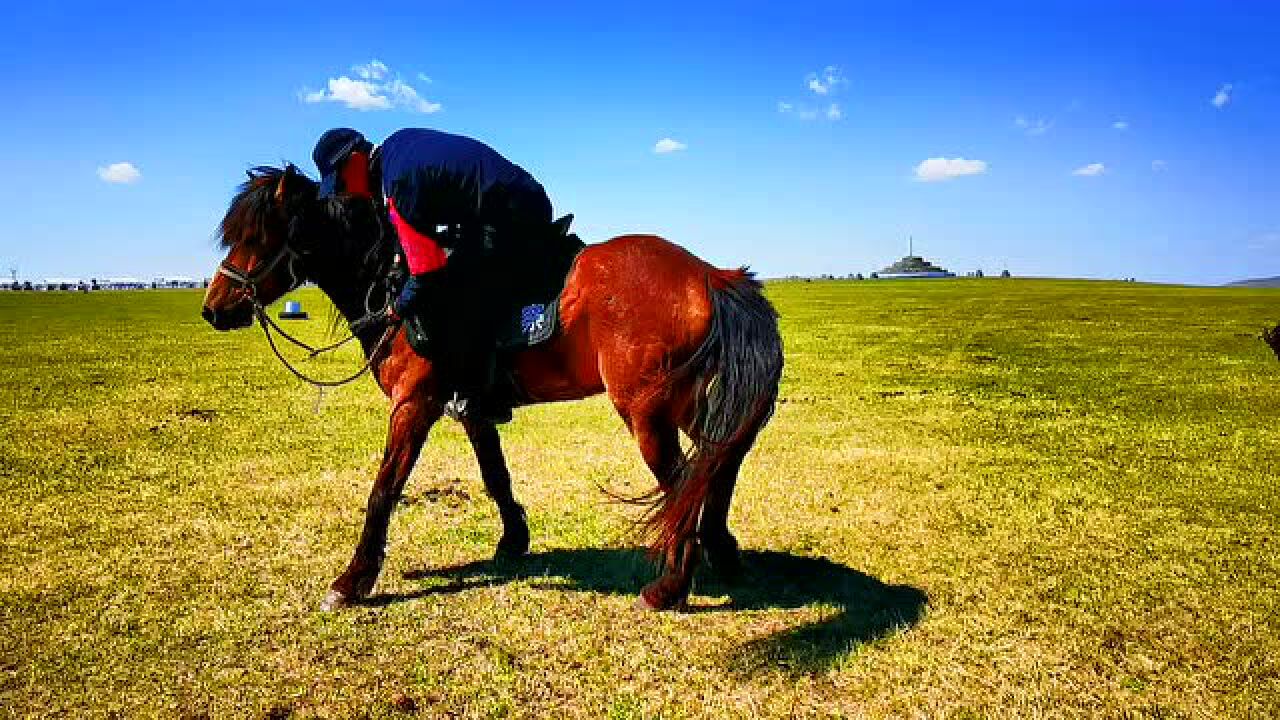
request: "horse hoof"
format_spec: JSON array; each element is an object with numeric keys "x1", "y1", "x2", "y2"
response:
[
  {"x1": 701, "y1": 535, "x2": 743, "y2": 582},
  {"x1": 494, "y1": 531, "x2": 530, "y2": 559},
  {"x1": 704, "y1": 551, "x2": 744, "y2": 583},
  {"x1": 634, "y1": 593, "x2": 689, "y2": 612},
  {"x1": 493, "y1": 544, "x2": 529, "y2": 561},
  {"x1": 320, "y1": 589, "x2": 351, "y2": 612}
]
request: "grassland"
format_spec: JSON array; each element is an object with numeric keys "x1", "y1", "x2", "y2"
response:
[{"x1": 2, "y1": 279, "x2": 1278, "y2": 719}]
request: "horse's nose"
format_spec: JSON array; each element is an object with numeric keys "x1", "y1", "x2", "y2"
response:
[{"x1": 201, "y1": 306, "x2": 217, "y2": 325}]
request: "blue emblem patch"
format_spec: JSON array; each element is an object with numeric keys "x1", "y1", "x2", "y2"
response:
[{"x1": 520, "y1": 304, "x2": 548, "y2": 337}]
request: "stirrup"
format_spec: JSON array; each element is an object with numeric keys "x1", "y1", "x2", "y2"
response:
[
  {"x1": 444, "y1": 392, "x2": 512, "y2": 425},
  {"x1": 444, "y1": 393, "x2": 468, "y2": 422}
]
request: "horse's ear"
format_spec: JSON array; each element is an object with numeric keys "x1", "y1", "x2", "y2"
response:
[{"x1": 274, "y1": 165, "x2": 295, "y2": 204}]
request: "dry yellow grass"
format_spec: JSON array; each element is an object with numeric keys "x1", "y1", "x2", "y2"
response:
[{"x1": 2, "y1": 279, "x2": 1278, "y2": 718}]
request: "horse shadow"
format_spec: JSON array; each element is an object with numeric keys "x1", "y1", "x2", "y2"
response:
[{"x1": 389, "y1": 547, "x2": 928, "y2": 674}]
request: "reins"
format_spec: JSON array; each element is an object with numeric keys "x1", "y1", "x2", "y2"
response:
[
  {"x1": 219, "y1": 243, "x2": 399, "y2": 389},
  {"x1": 253, "y1": 302, "x2": 397, "y2": 388},
  {"x1": 256, "y1": 303, "x2": 364, "y2": 358}
]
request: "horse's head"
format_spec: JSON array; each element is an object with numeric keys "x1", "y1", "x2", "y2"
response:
[
  {"x1": 203, "y1": 163, "x2": 387, "y2": 331},
  {"x1": 202, "y1": 164, "x2": 317, "y2": 329}
]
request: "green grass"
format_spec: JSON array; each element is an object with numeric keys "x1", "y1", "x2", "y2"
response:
[{"x1": 2, "y1": 279, "x2": 1278, "y2": 718}]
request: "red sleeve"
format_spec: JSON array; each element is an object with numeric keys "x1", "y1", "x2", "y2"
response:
[{"x1": 388, "y1": 198, "x2": 447, "y2": 274}]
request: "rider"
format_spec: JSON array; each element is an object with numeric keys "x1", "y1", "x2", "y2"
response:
[{"x1": 313, "y1": 127, "x2": 556, "y2": 424}]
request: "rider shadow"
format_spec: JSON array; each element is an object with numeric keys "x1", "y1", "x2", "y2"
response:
[{"x1": 396, "y1": 547, "x2": 928, "y2": 674}]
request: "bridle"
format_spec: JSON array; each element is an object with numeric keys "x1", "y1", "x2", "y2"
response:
[
  {"x1": 217, "y1": 241, "x2": 304, "y2": 298},
  {"x1": 216, "y1": 238, "x2": 398, "y2": 388}
]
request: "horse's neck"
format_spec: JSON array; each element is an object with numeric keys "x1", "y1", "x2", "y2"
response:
[
  {"x1": 313, "y1": 257, "x2": 389, "y2": 355},
  {"x1": 318, "y1": 278, "x2": 372, "y2": 319}
]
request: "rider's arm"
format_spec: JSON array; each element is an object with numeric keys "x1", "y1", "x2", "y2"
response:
[
  {"x1": 389, "y1": 198, "x2": 448, "y2": 318},
  {"x1": 390, "y1": 198, "x2": 447, "y2": 275}
]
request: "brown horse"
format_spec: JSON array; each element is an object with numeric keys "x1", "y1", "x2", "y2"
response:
[{"x1": 201, "y1": 165, "x2": 783, "y2": 611}]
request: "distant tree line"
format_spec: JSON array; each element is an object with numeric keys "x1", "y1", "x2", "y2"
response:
[{"x1": 780, "y1": 269, "x2": 1013, "y2": 282}]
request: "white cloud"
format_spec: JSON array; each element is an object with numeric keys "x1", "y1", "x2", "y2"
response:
[
  {"x1": 417, "y1": 72, "x2": 433, "y2": 84},
  {"x1": 385, "y1": 77, "x2": 441, "y2": 113},
  {"x1": 1112, "y1": 119, "x2": 1129, "y2": 130},
  {"x1": 301, "y1": 60, "x2": 441, "y2": 113},
  {"x1": 1151, "y1": 159, "x2": 1167, "y2": 172},
  {"x1": 1212, "y1": 83, "x2": 1232, "y2": 108},
  {"x1": 806, "y1": 66, "x2": 845, "y2": 96},
  {"x1": 653, "y1": 138, "x2": 687, "y2": 154},
  {"x1": 1014, "y1": 115, "x2": 1052, "y2": 136},
  {"x1": 1073, "y1": 162, "x2": 1106, "y2": 177},
  {"x1": 778, "y1": 66, "x2": 846, "y2": 122},
  {"x1": 914, "y1": 157, "x2": 988, "y2": 182},
  {"x1": 97, "y1": 162, "x2": 141, "y2": 184},
  {"x1": 312, "y1": 76, "x2": 392, "y2": 110},
  {"x1": 778, "y1": 104, "x2": 829, "y2": 121},
  {"x1": 354, "y1": 59, "x2": 388, "y2": 80}
]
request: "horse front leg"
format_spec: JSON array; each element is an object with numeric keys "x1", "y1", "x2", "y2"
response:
[
  {"x1": 322, "y1": 397, "x2": 441, "y2": 611},
  {"x1": 462, "y1": 420, "x2": 530, "y2": 559}
]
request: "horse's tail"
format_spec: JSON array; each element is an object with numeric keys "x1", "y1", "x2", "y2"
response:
[{"x1": 644, "y1": 267, "x2": 784, "y2": 558}]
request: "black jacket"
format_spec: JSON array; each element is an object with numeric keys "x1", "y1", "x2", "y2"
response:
[{"x1": 375, "y1": 128, "x2": 552, "y2": 242}]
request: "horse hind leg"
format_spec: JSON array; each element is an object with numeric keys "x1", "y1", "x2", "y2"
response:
[
  {"x1": 613, "y1": 400, "x2": 699, "y2": 610},
  {"x1": 636, "y1": 533, "x2": 700, "y2": 612},
  {"x1": 697, "y1": 439, "x2": 754, "y2": 581},
  {"x1": 629, "y1": 413, "x2": 682, "y2": 492},
  {"x1": 697, "y1": 382, "x2": 774, "y2": 579},
  {"x1": 635, "y1": 435, "x2": 755, "y2": 613},
  {"x1": 464, "y1": 419, "x2": 530, "y2": 559}
]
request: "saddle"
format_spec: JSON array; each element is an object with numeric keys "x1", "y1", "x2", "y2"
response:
[{"x1": 402, "y1": 214, "x2": 585, "y2": 358}]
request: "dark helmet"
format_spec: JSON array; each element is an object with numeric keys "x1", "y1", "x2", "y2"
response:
[{"x1": 313, "y1": 128, "x2": 372, "y2": 197}]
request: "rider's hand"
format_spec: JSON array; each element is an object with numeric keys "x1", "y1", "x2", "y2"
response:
[{"x1": 351, "y1": 305, "x2": 401, "y2": 335}]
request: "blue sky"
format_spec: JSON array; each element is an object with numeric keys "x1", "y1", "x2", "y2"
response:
[{"x1": 1, "y1": 1, "x2": 1277, "y2": 284}]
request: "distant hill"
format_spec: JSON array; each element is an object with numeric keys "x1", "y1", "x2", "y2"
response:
[{"x1": 1226, "y1": 276, "x2": 1280, "y2": 288}]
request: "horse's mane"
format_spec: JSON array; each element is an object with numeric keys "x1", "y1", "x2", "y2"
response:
[{"x1": 218, "y1": 165, "x2": 316, "y2": 248}]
